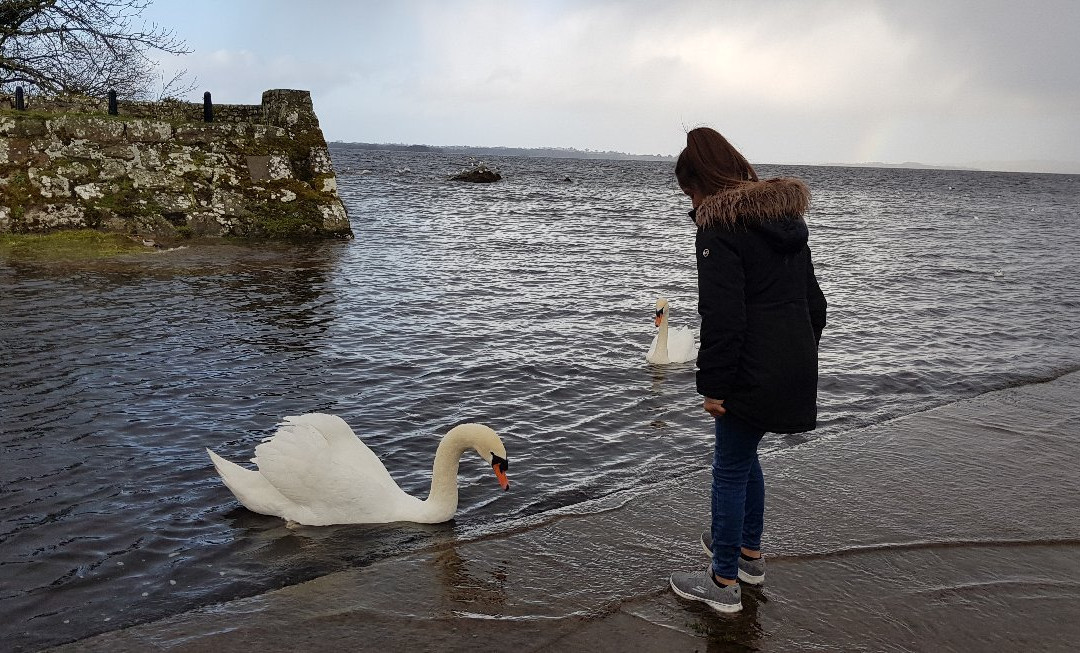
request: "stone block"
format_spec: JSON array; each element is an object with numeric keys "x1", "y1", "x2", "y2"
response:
[
  {"x1": 172, "y1": 124, "x2": 217, "y2": 145},
  {"x1": 82, "y1": 119, "x2": 127, "y2": 144},
  {"x1": 187, "y1": 213, "x2": 224, "y2": 236},
  {"x1": 310, "y1": 146, "x2": 334, "y2": 174},
  {"x1": 57, "y1": 162, "x2": 92, "y2": 180},
  {"x1": 51, "y1": 139, "x2": 104, "y2": 160},
  {"x1": 74, "y1": 183, "x2": 104, "y2": 200},
  {"x1": 3, "y1": 138, "x2": 31, "y2": 164},
  {"x1": 42, "y1": 136, "x2": 65, "y2": 159},
  {"x1": 247, "y1": 156, "x2": 271, "y2": 181},
  {"x1": 24, "y1": 203, "x2": 85, "y2": 229},
  {"x1": 47, "y1": 116, "x2": 125, "y2": 143},
  {"x1": 124, "y1": 144, "x2": 165, "y2": 170},
  {"x1": 98, "y1": 159, "x2": 130, "y2": 180},
  {"x1": 129, "y1": 168, "x2": 185, "y2": 191},
  {"x1": 126, "y1": 120, "x2": 173, "y2": 143},
  {"x1": 212, "y1": 167, "x2": 242, "y2": 187},
  {"x1": 102, "y1": 144, "x2": 136, "y2": 160},
  {"x1": 154, "y1": 192, "x2": 195, "y2": 213},
  {"x1": 29, "y1": 170, "x2": 71, "y2": 199},
  {"x1": 268, "y1": 153, "x2": 292, "y2": 179},
  {"x1": 319, "y1": 202, "x2": 350, "y2": 232},
  {"x1": 165, "y1": 149, "x2": 213, "y2": 175},
  {"x1": 12, "y1": 116, "x2": 47, "y2": 138},
  {"x1": 211, "y1": 189, "x2": 250, "y2": 217},
  {"x1": 262, "y1": 89, "x2": 318, "y2": 131}
]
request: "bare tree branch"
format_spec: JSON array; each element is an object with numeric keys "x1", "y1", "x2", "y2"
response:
[{"x1": 1, "y1": 0, "x2": 191, "y2": 98}]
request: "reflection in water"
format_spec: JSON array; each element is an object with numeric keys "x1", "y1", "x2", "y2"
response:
[
  {"x1": 432, "y1": 544, "x2": 510, "y2": 616},
  {"x1": 688, "y1": 590, "x2": 764, "y2": 653},
  {"x1": 647, "y1": 362, "x2": 669, "y2": 389},
  {"x1": 221, "y1": 247, "x2": 342, "y2": 355}
]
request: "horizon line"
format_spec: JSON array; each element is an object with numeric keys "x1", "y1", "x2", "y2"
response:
[{"x1": 327, "y1": 141, "x2": 1080, "y2": 176}]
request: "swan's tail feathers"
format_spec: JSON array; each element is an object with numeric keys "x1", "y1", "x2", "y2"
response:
[
  {"x1": 207, "y1": 448, "x2": 293, "y2": 518},
  {"x1": 207, "y1": 448, "x2": 247, "y2": 482}
]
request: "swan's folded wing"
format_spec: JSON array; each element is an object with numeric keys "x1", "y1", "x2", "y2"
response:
[
  {"x1": 253, "y1": 415, "x2": 401, "y2": 512},
  {"x1": 280, "y1": 414, "x2": 358, "y2": 446},
  {"x1": 646, "y1": 333, "x2": 659, "y2": 361},
  {"x1": 669, "y1": 327, "x2": 700, "y2": 362}
]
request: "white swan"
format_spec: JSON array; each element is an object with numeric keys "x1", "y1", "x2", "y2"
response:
[
  {"x1": 646, "y1": 297, "x2": 698, "y2": 364},
  {"x1": 207, "y1": 413, "x2": 509, "y2": 526}
]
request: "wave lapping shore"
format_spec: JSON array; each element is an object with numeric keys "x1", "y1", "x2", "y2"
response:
[{"x1": 53, "y1": 370, "x2": 1080, "y2": 652}]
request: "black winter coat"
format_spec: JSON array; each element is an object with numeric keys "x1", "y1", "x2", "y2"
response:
[{"x1": 692, "y1": 178, "x2": 826, "y2": 434}]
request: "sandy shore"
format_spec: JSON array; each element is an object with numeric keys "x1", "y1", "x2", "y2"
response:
[{"x1": 53, "y1": 370, "x2": 1080, "y2": 652}]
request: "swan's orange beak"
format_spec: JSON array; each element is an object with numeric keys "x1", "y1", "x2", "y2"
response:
[
  {"x1": 493, "y1": 463, "x2": 510, "y2": 491},
  {"x1": 654, "y1": 315, "x2": 663, "y2": 327}
]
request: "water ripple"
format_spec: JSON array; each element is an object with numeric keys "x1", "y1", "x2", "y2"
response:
[{"x1": 2, "y1": 151, "x2": 1079, "y2": 649}]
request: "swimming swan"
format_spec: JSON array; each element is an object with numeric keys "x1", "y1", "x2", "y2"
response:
[
  {"x1": 646, "y1": 297, "x2": 698, "y2": 364},
  {"x1": 207, "y1": 413, "x2": 509, "y2": 525}
]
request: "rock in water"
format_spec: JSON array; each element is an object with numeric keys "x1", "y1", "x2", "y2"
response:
[{"x1": 451, "y1": 163, "x2": 502, "y2": 183}]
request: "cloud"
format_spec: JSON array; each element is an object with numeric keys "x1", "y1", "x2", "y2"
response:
[
  {"x1": 148, "y1": 0, "x2": 1080, "y2": 168},
  {"x1": 875, "y1": 0, "x2": 1080, "y2": 108},
  {"x1": 152, "y1": 48, "x2": 357, "y2": 105}
]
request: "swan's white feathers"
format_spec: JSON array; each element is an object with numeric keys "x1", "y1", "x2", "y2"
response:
[
  {"x1": 647, "y1": 326, "x2": 698, "y2": 363},
  {"x1": 208, "y1": 414, "x2": 502, "y2": 525},
  {"x1": 207, "y1": 448, "x2": 302, "y2": 519},
  {"x1": 250, "y1": 414, "x2": 408, "y2": 524}
]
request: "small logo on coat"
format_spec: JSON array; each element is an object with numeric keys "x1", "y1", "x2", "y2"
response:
[{"x1": 701, "y1": 248, "x2": 710, "y2": 258}]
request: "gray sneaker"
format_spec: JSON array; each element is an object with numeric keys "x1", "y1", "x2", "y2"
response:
[
  {"x1": 700, "y1": 530, "x2": 766, "y2": 585},
  {"x1": 670, "y1": 568, "x2": 742, "y2": 613}
]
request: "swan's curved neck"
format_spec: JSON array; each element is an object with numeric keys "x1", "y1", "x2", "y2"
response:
[
  {"x1": 656, "y1": 314, "x2": 670, "y2": 359},
  {"x1": 422, "y1": 428, "x2": 474, "y2": 518}
]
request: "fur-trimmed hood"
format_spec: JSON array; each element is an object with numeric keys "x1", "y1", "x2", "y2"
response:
[
  {"x1": 693, "y1": 177, "x2": 810, "y2": 229},
  {"x1": 692, "y1": 177, "x2": 812, "y2": 254}
]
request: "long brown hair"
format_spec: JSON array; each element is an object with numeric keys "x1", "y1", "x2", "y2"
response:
[{"x1": 675, "y1": 127, "x2": 759, "y2": 197}]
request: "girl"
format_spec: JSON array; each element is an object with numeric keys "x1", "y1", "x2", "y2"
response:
[{"x1": 668, "y1": 127, "x2": 827, "y2": 613}]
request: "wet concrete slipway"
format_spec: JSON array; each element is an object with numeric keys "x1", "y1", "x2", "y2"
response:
[{"x1": 51, "y1": 370, "x2": 1080, "y2": 652}]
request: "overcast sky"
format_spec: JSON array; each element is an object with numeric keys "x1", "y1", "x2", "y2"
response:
[{"x1": 144, "y1": 0, "x2": 1080, "y2": 172}]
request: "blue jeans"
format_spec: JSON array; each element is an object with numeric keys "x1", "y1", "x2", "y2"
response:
[{"x1": 711, "y1": 413, "x2": 765, "y2": 580}]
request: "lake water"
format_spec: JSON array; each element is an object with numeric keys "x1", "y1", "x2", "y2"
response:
[{"x1": 2, "y1": 146, "x2": 1079, "y2": 650}]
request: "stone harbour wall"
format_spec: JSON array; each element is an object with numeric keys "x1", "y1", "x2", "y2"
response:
[{"x1": 0, "y1": 89, "x2": 352, "y2": 239}]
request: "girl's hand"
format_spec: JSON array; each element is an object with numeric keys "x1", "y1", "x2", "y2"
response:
[{"x1": 703, "y1": 397, "x2": 726, "y2": 417}]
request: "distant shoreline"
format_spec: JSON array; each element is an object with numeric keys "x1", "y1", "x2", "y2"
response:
[
  {"x1": 328, "y1": 142, "x2": 1080, "y2": 175},
  {"x1": 820, "y1": 161, "x2": 979, "y2": 172},
  {"x1": 815, "y1": 161, "x2": 1080, "y2": 175},
  {"x1": 329, "y1": 141, "x2": 674, "y2": 162}
]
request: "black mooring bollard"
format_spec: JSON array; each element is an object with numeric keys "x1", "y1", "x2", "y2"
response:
[
  {"x1": 203, "y1": 91, "x2": 213, "y2": 122},
  {"x1": 107, "y1": 89, "x2": 117, "y2": 115},
  {"x1": 15, "y1": 86, "x2": 24, "y2": 110}
]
